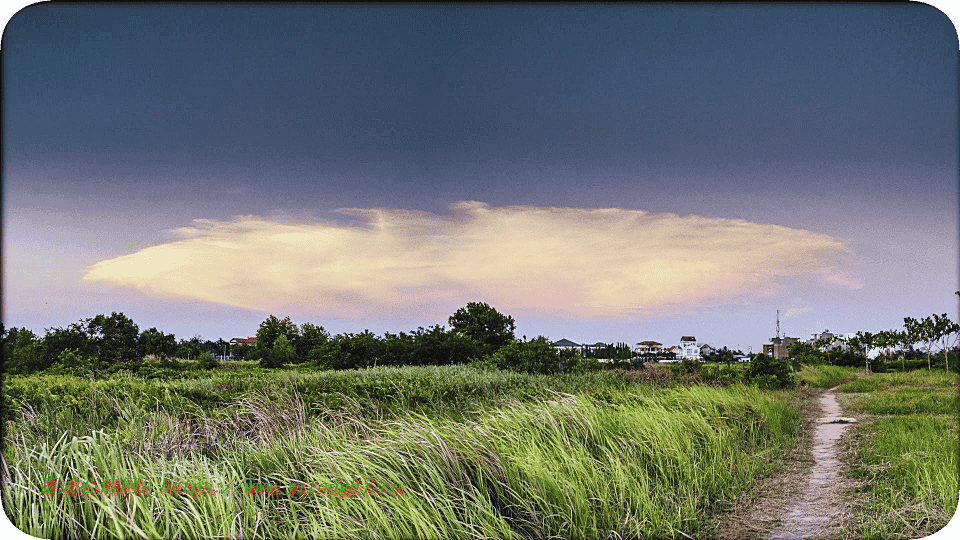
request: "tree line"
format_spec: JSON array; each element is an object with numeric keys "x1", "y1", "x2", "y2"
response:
[{"x1": 2, "y1": 302, "x2": 611, "y2": 376}]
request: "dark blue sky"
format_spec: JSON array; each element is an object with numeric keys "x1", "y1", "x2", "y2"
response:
[{"x1": 4, "y1": 4, "x2": 958, "y2": 347}]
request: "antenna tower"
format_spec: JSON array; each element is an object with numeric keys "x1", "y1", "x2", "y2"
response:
[{"x1": 776, "y1": 309, "x2": 780, "y2": 342}]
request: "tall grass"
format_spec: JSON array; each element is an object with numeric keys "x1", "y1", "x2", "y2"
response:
[
  {"x1": 798, "y1": 365, "x2": 859, "y2": 389},
  {"x1": 839, "y1": 370, "x2": 959, "y2": 539},
  {"x1": 2, "y1": 368, "x2": 800, "y2": 539}
]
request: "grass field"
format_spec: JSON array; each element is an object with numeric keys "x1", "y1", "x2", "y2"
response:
[
  {"x1": 838, "y1": 369, "x2": 959, "y2": 539},
  {"x1": 3, "y1": 364, "x2": 800, "y2": 539}
]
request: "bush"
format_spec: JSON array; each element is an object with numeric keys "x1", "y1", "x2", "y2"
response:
[
  {"x1": 671, "y1": 358, "x2": 702, "y2": 377},
  {"x1": 489, "y1": 338, "x2": 561, "y2": 374},
  {"x1": 746, "y1": 353, "x2": 796, "y2": 389},
  {"x1": 197, "y1": 352, "x2": 219, "y2": 370}
]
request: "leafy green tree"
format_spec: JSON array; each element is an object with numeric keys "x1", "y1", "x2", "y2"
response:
[
  {"x1": 256, "y1": 315, "x2": 300, "y2": 350},
  {"x1": 260, "y1": 335, "x2": 295, "y2": 368},
  {"x1": 297, "y1": 323, "x2": 330, "y2": 363},
  {"x1": 852, "y1": 331, "x2": 875, "y2": 373},
  {"x1": 53, "y1": 348, "x2": 93, "y2": 376},
  {"x1": 381, "y1": 332, "x2": 416, "y2": 366},
  {"x1": 86, "y1": 312, "x2": 141, "y2": 364},
  {"x1": 315, "y1": 331, "x2": 383, "y2": 370},
  {"x1": 139, "y1": 327, "x2": 178, "y2": 358},
  {"x1": 448, "y1": 302, "x2": 516, "y2": 356},
  {"x1": 9, "y1": 328, "x2": 43, "y2": 373},
  {"x1": 927, "y1": 313, "x2": 960, "y2": 372},
  {"x1": 253, "y1": 315, "x2": 300, "y2": 362},
  {"x1": 40, "y1": 322, "x2": 91, "y2": 368}
]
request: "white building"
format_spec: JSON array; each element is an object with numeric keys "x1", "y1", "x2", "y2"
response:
[{"x1": 679, "y1": 336, "x2": 701, "y2": 360}]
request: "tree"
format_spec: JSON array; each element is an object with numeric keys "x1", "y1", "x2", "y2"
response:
[
  {"x1": 903, "y1": 315, "x2": 952, "y2": 371},
  {"x1": 254, "y1": 315, "x2": 300, "y2": 362},
  {"x1": 928, "y1": 313, "x2": 960, "y2": 372},
  {"x1": 448, "y1": 302, "x2": 516, "y2": 356},
  {"x1": 852, "y1": 331, "x2": 875, "y2": 373},
  {"x1": 260, "y1": 334, "x2": 295, "y2": 368},
  {"x1": 86, "y1": 312, "x2": 141, "y2": 364},
  {"x1": 41, "y1": 322, "x2": 91, "y2": 368},
  {"x1": 139, "y1": 327, "x2": 177, "y2": 358},
  {"x1": 297, "y1": 323, "x2": 329, "y2": 363},
  {"x1": 8, "y1": 328, "x2": 43, "y2": 373},
  {"x1": 873, "y1": 330, "x2": 900, "y2": 371},
  {"x1": 315, "y1": 331, "x2": 383, "y2": 370}
]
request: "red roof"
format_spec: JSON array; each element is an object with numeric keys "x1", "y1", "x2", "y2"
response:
[{"x1": 232, "y1": 337, "x2": 257, "y2": 344}]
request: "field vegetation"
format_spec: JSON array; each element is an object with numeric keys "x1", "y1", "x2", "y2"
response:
[
  {"x1": 3, "y1": 302, "x2": 958, "y2": 538},
  {"x1": 3, "y1": 364, "x2": 802, "y2": 539},
  {"x1": 838, "y1": 370, "x2": 959, "y2": 539}
]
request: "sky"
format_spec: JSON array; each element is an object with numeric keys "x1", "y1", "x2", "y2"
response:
[{"x1": 3, "y1": 3, "x2": 959, "y2": 352}]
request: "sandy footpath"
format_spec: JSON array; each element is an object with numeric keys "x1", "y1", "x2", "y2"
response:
[{"x1": 714, "y1": 387, "x2": 859, "y2": 540}]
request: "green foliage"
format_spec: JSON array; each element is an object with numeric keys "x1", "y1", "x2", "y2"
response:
[
  {"x1": 842, "y1": 370, "x2": 959, "y2": 538},
  {"x1": 85, "y1": 312, "x2": 141, "y2": 365},
  {"x1": 197, "y1": 352, "x2": 219, "y2": 370},
  {"x1": 260, "y1": 335, "x2": 295, "y2": 368},
  {"x1": 798, "y1": 365, "x2": 857, "y2": 389},
  {"x1": 2, "y1": 376, "x2": 802, "y2": 540},
  {"x1": 448, "y1": 302, "x2": 516, "y2": 356},
  {"x1": 671, "y1": 357, "x2": 702, "y2": 377},
  {"x1": 253, "y1": 315, "x2": 300, "y2": 361},
  {"x1": 746, "y1": 353, "x2": 796, "y2": 389},
  {"x1": 138, "y1": 327, "x2": 177, "y2": 358},
  {"x1": 9, "y1": 329, "x2": 45, "y2": 373},
  {"x1": 488, "y1": 337, "x2": 561, "y2": 374},
  {"x1": 315, "y1": 330, "x2": 383, "y2": 369},
  {"x1": 558, "y1": 348, "x2": 604, "y2": 373},
  {"x1": 47, "y1": 349, "x2": 94, "y2": 377},
  {"x1": 296, "y1": 322, "x2": 329, "y2": 363},
  {"x1": 703, "y1": 346, "x2": 742, "y2": 367},
  {"x1": 40, "y1": 323, "x2": 90, "y2": 368}
]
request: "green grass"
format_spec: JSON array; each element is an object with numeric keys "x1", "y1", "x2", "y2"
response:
[
  {"x1": 2, "y1": 366, "x2": 801, "y2": 539},
  {"x1": 799, "y1": 365, "x2": 859, "y2": 389},
  {"x1": 839, "y1": 370, "x2": 959, "y2": 416},
  {"x1": 838, "y1": 370, "x2": 959, "y2": 539}
]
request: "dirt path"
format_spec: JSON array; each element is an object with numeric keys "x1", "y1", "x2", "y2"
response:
[
  {"x1": 766, "y1": 389, "x2": 857, "y2": 539},
  {"x1": 714, "y1": 387, "x2": 859, "y2": 540}
]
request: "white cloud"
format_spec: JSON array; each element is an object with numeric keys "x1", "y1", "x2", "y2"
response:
[
  {"x1": 783, "y1": 307, "x2": 813, "y2": 318},
  {"x1": 83, "y1": 201, "x2": 860, "y2": 319}
]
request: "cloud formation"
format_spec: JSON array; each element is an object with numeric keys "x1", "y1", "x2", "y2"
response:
[
  {"x1": 783, "y1": 307, "x2": 813, "y2": 318},
  {"x1": 83, "y1": 202, "x2": 859, "y2": 318}
]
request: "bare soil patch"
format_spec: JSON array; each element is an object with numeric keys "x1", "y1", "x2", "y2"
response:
[{"x1": 713, "y1": 386, "x2": 860, "y2": 540}]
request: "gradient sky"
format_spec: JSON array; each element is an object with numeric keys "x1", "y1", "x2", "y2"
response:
[{"x1": 4, "y1": 4, "x2": 958, "y2": 352}]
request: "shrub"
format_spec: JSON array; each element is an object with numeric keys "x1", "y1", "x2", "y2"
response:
[
  {"x1": 746, "y1": 353, "x2": 796, "y2": 389},
  {"x1": 197, "y1": 352, "x2": 219, "y2": 370},
  {"x1": 671, "y1": 358, "x2": 702, "y2": 377},
  {"x1": 489, "y1": 338, "x2": 562, "y2": 374}
]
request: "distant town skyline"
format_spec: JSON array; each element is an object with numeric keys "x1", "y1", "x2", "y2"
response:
[{"x1": 4, "y1": 4, "x2": 958, "y2": 354}]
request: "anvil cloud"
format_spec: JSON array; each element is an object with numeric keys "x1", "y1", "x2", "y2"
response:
[{"x1": 83, "y1": 202, "x2": 859, "y2": 319}]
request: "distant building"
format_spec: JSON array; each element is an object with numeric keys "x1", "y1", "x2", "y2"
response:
[
  {"x1": 230, "y1": 337, "x2": 257, "y2": 346},
  {"x1": 679, "y1": 336, "x2": 700, "y2": 360},
  {"x1": 634, "y1": 341, "x2": 663, "y2": 355},
  {"x1": 805, "y1": 330, "x2": 849, "y2": 351},
  {"x1": 582, "y1": 342, "x2": 606, "y2": 353},
  {"x1": 552, "y1": 338, "x2": 581, "y2": 351},
  {"x1": 763, "y1": 336, "x2": 799, "y2": 359}
]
